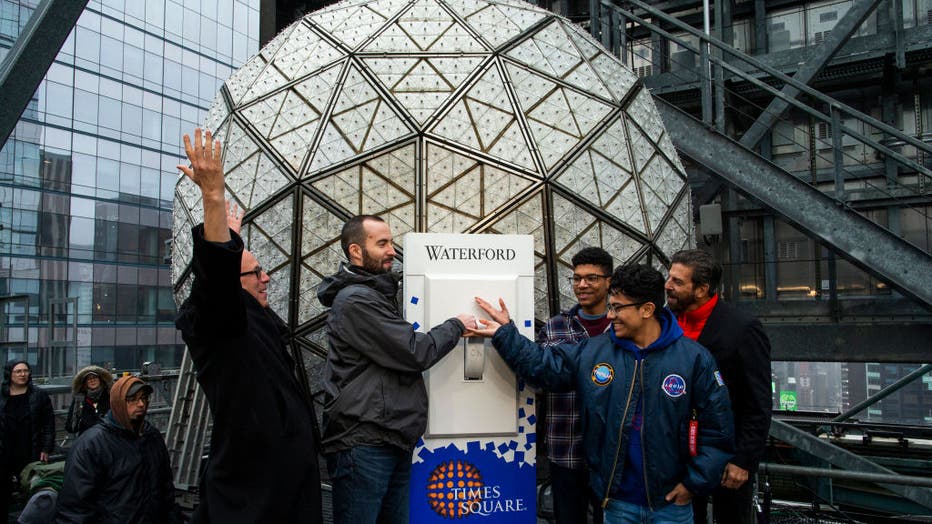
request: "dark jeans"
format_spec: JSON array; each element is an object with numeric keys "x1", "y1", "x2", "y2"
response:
[
  {"x1": 550, "y1": 462, "x2": 603, "y2": 524},
  {"x1": 326, "y1": 445, "x2": 411, "y2": 524},
  {"x1": 692, "y1": 480, "x2": 754, "y2": 524},
  {"x1": 604, "y1": 499, "x2": 692, "y2": 524}
]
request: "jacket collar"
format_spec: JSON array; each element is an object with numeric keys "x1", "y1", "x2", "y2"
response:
[{"x1": 608, "y1": 308, "x2": 684, "y2": 357}]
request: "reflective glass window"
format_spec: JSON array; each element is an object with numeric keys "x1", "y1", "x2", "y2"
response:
[
  {"x1": 98, "y1": 96, "x2": 122, "y2": 135},
  {"x1": 92, "y1": 282, "x2": 116, "y2": 322},
  {"x1": 73, "y1": 89, "x2": 99, "y2": 127},
  {"x1": 124, "y1": 44, "x2": 144, "y2": 79}
]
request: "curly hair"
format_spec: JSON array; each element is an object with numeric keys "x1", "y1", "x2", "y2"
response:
[
  {"x1": 609, "y1": 264, "x2": 666, "y2": 316},
  {"x1": 571, "y1": 247, "x2": 613, "y2": 275}
]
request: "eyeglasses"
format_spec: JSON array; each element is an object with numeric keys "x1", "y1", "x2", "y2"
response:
[
  {"x1": 606, "y1": 301, "x2": 647, "y2": 314},
  {"x1": 240, "y1": 267, "x2": 264, "y2": 279},
  {"x1": 12, "y1": 369, "x2": 30, "y2": 375},
  {"x1": 569, "y1": 274, "x2": 610, "y2": 286},
  {"x1": 125, "y1": 394, "x2": 150, "y2": 404}
]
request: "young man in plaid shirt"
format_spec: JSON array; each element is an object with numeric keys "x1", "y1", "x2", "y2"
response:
[{"x1": 537, "y1": 247, "x2": 613, "y2": 524}]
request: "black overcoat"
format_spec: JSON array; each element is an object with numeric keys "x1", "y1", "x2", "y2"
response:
[
  {"x1": 696, "y1": 299, "x2": 772, "y2": 473},
  {"x1": 176, "y1": 225, "x2": 322, "y2": 524}
]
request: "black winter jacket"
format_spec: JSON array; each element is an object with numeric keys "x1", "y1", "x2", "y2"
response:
[
  {"x1": 175, "y1": 225, "x2": 322, "y2": 524},
  {"x1": 317, "y1": 263, "x2": 465, "y2": 453},
  {"x1": 64, "y1": 366, "x2": 113, "y2": 436},
  {"x1": 696, "y1": 298, "x2": 772, "y2": 473},
  {"x1": 0, "y1": 362, "x2": 55, "y2": 465},
  {"x1": 55, "y1": 413, "x2": 179, "y2": 523}
]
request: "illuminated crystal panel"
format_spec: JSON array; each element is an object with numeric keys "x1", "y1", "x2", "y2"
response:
[{"x1": 172, "y1": 0, "x2": 692, "y2": 336}]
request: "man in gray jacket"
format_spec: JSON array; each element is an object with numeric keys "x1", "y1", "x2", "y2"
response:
[{"x1": 317, "y1": 215, "x2": 477, "y2": 524}]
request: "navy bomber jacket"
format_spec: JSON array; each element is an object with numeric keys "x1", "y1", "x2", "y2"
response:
[{"x1": 491, "y1": 308, "x2": 734, "y2": 510}]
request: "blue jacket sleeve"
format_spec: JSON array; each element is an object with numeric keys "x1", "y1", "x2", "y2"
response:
[
  {"x1": 682, "y1": 350, "x2": 735, "y2": 496},
  {"x1": 491, "y1": 322, "x2": 580, "y2": 393}
]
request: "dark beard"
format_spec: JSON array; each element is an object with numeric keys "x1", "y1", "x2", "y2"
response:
[
  {"x1": 361, "y1": 248, "x2": 388, "y2": 274},
  {"x1": 667, "y1": 292, "x2": 696, "y2": 313}
]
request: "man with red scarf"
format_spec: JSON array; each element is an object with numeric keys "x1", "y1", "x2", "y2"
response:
[{"x1": 665, "y1": 249, "x2": 772, "y2": 524}]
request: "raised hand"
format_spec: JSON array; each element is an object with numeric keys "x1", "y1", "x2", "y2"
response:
[
  {"x1": 177, "y1": 128, "x2": 223, "y2": 197},
  {"x1": 178, "y1": 128, "x2": 229, "y2": 242}
]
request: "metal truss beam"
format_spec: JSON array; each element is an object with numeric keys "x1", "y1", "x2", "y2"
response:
[
  {"x1": 832, "y1": 363, "x2": 932, "y2": 422},
  {"x1": 769, "y1": 418, "x2": 932, "y2": 509},
  {"x1": 0, "y1": 0, "x2": 88, "y2": 146},
  {"x1": 760, "y1": 463, "x2": 932, "y2": 488},
  {"x1": 657, "y1": 99, "x2": 932, "y2": 309},
  {"x1": 695, "y1": 0, "x2": 884, "y2": 203},
  {"x1": 764, "y1": 323, "x2": 932, "y2": 363},
  {"x1": 740, "y1": 0, "x2": 884, "y2": 150}
]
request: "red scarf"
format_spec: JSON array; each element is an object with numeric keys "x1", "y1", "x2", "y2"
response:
[{"x1": 675, "y1": 293, "x2": 718, "y2": 341}]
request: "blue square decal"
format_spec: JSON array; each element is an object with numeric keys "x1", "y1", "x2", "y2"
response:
[
  {"x1": 524, "y1": 320, "x2": 532, "y2": 327},
  {"x1": 412, "y1": 322, "x2": 420, "y2": 330},
  {"x1": 410, "y1": 296, "x2": 419, "y2": 305}
]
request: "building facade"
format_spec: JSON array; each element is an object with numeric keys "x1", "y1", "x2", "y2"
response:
[{"x1": 0, "y1": 0, "x2": 259, "y2": 378}]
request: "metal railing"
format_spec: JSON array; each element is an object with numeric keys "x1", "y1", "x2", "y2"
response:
[{"x1": 592, "y1": 0, "x2": 932, "y2": 219}]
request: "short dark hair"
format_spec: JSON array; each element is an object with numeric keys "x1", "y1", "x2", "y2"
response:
[
  {"x1": 571, "y1": 247, "x2": 613, "y2": 275},
  {"x1": 670, "y1": 249, "x2": 722, "y2": 294},
  {"x1": 340, "y1": 215, "x2": 385, "y2": 260},
  {"x1": 609, "y1": 264, "x2": 666, "y2": 316}
]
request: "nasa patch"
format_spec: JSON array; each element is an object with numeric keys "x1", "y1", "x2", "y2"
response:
[
  {"x1": 591, "y1": 363, "x2": 614, "y2": 386},
  {"x1": 662, "y1": 374, "x2": 686, "y2": 398},
  {"x1": 714, "y1": 370, "x2": 725, "y2": 387}
]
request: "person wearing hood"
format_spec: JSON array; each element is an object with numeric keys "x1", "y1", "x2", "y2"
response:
[
  {"x1": 55, "y1": 376, "x2": 180, "y2": 523},
  {"x1": 174, "y1": 128, "x2": 323, "y2": 524},
  {"x1": 472, "y1": 264, "x2": 734, "y2": 524},
  {"x1": 317, "y1": 215, "x2": 478, "y2": 524},
  {"x1": 0, "y1": 360, "x2": 54, "y2": 517},
  {"x1": 64, "y1": 366, "x2": 113, "y2": 436}
]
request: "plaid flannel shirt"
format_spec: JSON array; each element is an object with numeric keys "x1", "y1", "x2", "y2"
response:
[{"x1": 536, "y1": 304, "x2": 608, "y2": 469}]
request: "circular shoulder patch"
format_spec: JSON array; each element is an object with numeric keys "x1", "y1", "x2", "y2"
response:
[
  {"x1": 591, "y1": 363, "x2": 614, "y2": 386},
  {"x1": 662, "y1": 374, "x2": 687, "y2": 398}
]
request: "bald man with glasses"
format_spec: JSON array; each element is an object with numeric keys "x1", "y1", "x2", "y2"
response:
[{"x1": 175, "y1": 128, "x2": 323, "y2": 524}]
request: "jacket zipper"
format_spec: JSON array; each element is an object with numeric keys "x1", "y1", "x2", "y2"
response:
[
  {"x1": 639, "y1": 359, "x2": 654, "y2": 511},
  {"x1": 602, "y1": 358, "x2": 639, "y2": 508}
]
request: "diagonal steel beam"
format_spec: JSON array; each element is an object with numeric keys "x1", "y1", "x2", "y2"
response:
[
  {"x1": 769, "y1": 419, "x2": 932, "y2": 509},
  {"x1": 695, "y1": 0, "x2": 885, "y2": 203},
  {"x1": 740, "y1": 0, "x2": 884, "y2": 150},
  {"x1": 657, "y1": 99, "x2": 932, "y2": 309},
  {"x1": 0, "y1": 0, "x2": 88, "y2": 146},
  {"x1": 832, "y1": 363, "x2": 932, "y2": 423}
]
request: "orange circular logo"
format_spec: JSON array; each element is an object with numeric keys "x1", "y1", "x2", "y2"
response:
[{"x1": 426, "y1": 460, "x2": 484, "y2": 519}]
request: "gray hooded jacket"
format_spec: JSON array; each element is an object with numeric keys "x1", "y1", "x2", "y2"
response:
[{"x1": 317, "y1": 263, "x2": 464, "y2": 453}]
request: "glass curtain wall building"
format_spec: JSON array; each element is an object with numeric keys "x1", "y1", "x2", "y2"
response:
[{"x1": 0, "y1": 0, "x2": 259, "y2": 378}]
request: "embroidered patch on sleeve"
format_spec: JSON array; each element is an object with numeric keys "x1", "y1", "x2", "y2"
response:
[{"x1": 714, "y1": 370, "x2": 725, "y2": 387}]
